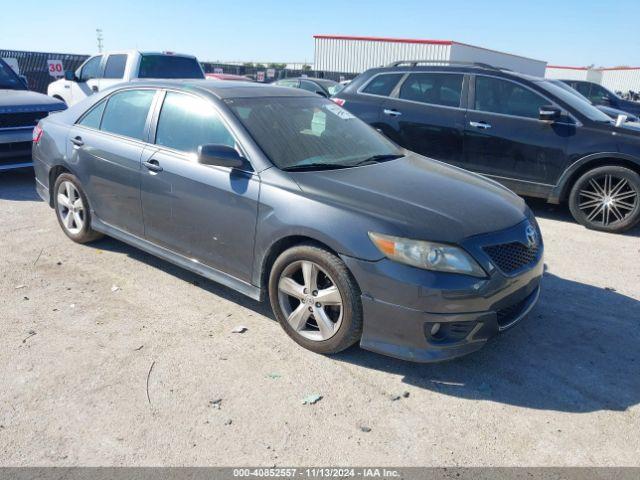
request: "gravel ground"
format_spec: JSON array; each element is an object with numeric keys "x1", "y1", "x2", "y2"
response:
[{"x1": 1, "y1": 168, "x2": 639, "y2": 466}]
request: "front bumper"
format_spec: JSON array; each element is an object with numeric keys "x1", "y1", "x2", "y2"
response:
[
  {"x1": 0, "y1": 127, "x2": 33, "y2": 171},
  {"x1": 341, "y1": 220, "x2": 544, "y2": 362}
]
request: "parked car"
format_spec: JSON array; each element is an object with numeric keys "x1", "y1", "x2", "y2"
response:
[
  {"x1": 273, "y1": 77, "x2": 342, "y2": 97},
  {"x1": 48, "y1": 51, "x2": 205, "y2": 106},
  {"x1": 205, "y1": 73, "x2": 255, "y2": 82},
  {"x1": 334, "y1": 61, "x2": 640, "y2": 233},
  {"x1": 32, "y1": 80, "x2": 543, "y2": 362},
  {"x1": 0, "y1": 58, "x2": 66, "y2": 171},
  {"x1": 560, "y1": 79, "x2": 640, "y2": 117},
  {"x1": 547, "y1": 79, "x2": 639, "y2": 123}
]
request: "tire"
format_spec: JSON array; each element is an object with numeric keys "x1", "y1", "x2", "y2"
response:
[
  {"x1": 53, "y1": 173, "x2": 103, "y2": 243},
  {"x1": 568, "y1": 165, "x2": 640, "y2": 233},
  {"x1": 268, "y1": 244, "x2": 363, "y2": 354}
]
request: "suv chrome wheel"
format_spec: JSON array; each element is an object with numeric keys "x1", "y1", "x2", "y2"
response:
[
  {"x1": 57, "y1": 180, "x2": 85, "y2": 235},
  {"x1": 578, "y1": 173, "x2": 638, "y2": 226},
  {"x1": 277, "y1": 260, "x2": 344, "y2": 341}
]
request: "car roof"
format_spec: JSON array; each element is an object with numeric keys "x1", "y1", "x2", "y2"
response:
[
  {"x1": 92, "y1": 50, "x2": 199, "y2": 59},
  {"x1": 127, "y1": 79, "x2": 318, "y2": 99},
  {"x1": 361, "y1": 64, "x2": 543, "y2": 82}
]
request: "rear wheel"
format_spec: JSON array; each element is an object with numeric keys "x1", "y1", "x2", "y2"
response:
[
  {"x1": 569, "y1": 166, "x2": 640, "y2": 233},
  {"x1": 53, "y1": 173, "x2": 103, "y2": 243},
  {"x1": 268, "y1": 244, "x2": 362, "y2": 354}
]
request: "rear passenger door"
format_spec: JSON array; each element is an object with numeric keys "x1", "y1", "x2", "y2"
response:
[
  {"x1": 379, "y1": 72, "x2": 467, "y2": 165},
  {"x1": 463, "y1": 75, "x2": 571, "y2": 187}
]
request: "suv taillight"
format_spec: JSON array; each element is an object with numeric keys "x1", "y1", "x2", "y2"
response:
[
  {"x1": 32, "y1": 125, "x2": 43, "y2": 144},
  {"x1": 331, "y1": 98, "x2": 346, "y2": 107}
]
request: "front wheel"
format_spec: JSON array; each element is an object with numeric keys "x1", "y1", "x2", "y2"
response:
[
  {"x1": 268, "y1": 244, "x2": 363, "y2": 355},
  {"x1": 568, "y1": 166, "x2": 640, "y2": 233}
]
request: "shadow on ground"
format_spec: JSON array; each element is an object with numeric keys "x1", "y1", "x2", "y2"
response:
[
  {"x1": 0, "y1": 169, "x2": 41, "y2": 201},
  {"x1": 334, "y1": 271, "x2": 640, "y2": 413}
]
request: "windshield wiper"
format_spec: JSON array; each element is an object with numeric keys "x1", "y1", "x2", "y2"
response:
[
  {"x1": 281, "y1": 162, "x2": 352, "y2": 172},
  {"x1": 350, "y1": 154, "x2": 404, "y2": 167}
]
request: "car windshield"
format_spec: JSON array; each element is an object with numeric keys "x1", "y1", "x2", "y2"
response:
[
  {"x1": 138, "y1": 55, "x2": 204, "y2": 79},
  {"x1": 537, "y1": 80, "x2": 612, "y2": 122},
  {"x1": 0, "y1": 60, "x2": 25, "y2": 90},
  {"x1": 227, "y1": 96, "x2": 402, "y2": 170}
]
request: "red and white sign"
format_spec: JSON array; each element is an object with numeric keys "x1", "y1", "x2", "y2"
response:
[
  {"x1": 256, "y1": 71, "x2": 265, "y2": 82},
  {"x1": 47, "y1": 59, "x2": 65, "y2": 78}
]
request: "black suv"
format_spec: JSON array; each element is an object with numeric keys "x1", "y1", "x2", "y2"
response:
[
  {"x1": 334, "y1": 61, "x2": 640, "y2": 233},
  {"x1": 561, "y1": 79, "x2": 640, "y2": 117}
]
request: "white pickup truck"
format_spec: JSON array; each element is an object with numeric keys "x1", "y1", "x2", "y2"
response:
[{"x1": 47, "y1": 50, "x2": 205, "y2": 106}]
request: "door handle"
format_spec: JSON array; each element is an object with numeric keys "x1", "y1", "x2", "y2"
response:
[
  {"x1": 91, "y1": 85, "x2": 99, "y2": 93},
  {"x1": 383, "y1": 109, "x2": 402, "y2": 117},
  {"x1": 70, "y1": 136, "x2": 84, "y2": 147},
  {"x1": 469, "y1": 121, "x2": 491, "y2": 129},
  {"x1": 143, "y1": 160, "x2": 163, "y2": 173}
]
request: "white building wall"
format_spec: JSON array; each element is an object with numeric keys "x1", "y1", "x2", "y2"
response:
[
  {"x1": 544, "y1": 67, "x2": 590, "y2": 81},
  {"x1": 450, "y1": 43, "x2": 546, "y2": 76},
  {"x1": 314, "y1": 37, "x2": 451, "y2": 73},
  {"x1": 600, "y1": 69, "x2": 640, "y2": 93}
]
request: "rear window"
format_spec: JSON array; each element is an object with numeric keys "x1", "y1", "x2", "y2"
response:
[
  {"x1": 138, "y1": 55, "x2": 203, "y2": 79},
  {"x1": 104, "y1": 54, "x2": 127, "y2": 79},
  {"x1": 362, "y1": 74, "x2": 403, "y2": 96},
  {"x1": 399, "y1": 73, "x2": 463, "y2": 107}
]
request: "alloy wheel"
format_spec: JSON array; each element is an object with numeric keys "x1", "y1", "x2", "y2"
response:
[
  {"x1": 277, "y1": 260, "x2": 343, "y2": 341},
  {"x1": 578, "y1": 173, "x2": 638, "y2": 227},
  {"x1": 57, "y1": 181, "x2": 85, "y2": 235}
]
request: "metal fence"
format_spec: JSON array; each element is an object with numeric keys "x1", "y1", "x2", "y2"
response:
[
  {"x1": 1, "y1": 49, "x2": 89, "y2": 94},
  {"x1": 1, "y1": 50, "x2": 358, "y2": 95}
]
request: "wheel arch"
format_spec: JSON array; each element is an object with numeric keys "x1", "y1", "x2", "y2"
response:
[
  {"x1": 48, "y1": 164, "x2": 73, "y2": 207},
  {"x1": 551, "y1": 153, "x2": 640, "y2": 203}
]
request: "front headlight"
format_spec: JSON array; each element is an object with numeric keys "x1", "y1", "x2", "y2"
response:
[{"x1": 368, "y1": 232, "x2": 486, "y2": 278}]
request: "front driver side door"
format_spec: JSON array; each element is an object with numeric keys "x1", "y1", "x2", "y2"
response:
[
  {"x1": 70, "y1": 55, "x2": 103, "y2": 104},
  {"x1": 140, "y1": 91, "x2": 259, "y2": 282},
  {"x1": 463, "y1": 75, "x2": 572, "y2": 188}
]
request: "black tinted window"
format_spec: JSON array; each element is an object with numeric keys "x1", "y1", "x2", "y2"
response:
[
  {"x1": 399, "y1": 73, "x2": 463, "y2": 107},
  {"x1": 78, "y1": 100, "x2": 106, "y2": 129},
  {"x1": 572, "y1": 82, "x2": 591, "y2": 98},
  {"x1": 138, "y1": 55, "x2": 203, "y2": 79},
  {"x1": 362, "y1": 73, "x2": 402, "y2": 96},
  {"x1": 100, "y1": 89, "x2": 155, "y2": 140},
  {"x1": 589, "y1": 84, "x2": 613, "y2": 103},
  {"x1": 80, "y1": 56, "x2": 102, "y2": 81},
  {"x1": 104, "y1": 54, "x2": 127, "y2": 79},
  {"x1": 155, "y1": 92, "x2": 235, "y2": 153},
  {"x1": 475, "y1": 76, "x2": 547, "y2": 119}
]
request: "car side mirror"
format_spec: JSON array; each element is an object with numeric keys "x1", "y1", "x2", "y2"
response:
[
  {"x1": 64, "y1": 70, "x2": 77, "y2": 81},
  {"x1": 539, "y1": 105, "x2": 561, "y2": 122},
  {"x1": 197, "y1": 144, "x2": 246, "y2": 169},
  {"x1": 615, "y1": 114, "x2": 628, "y2": 127},
  {"x1": 316, "y1": 90, "x2": 328, "y2": 98}
]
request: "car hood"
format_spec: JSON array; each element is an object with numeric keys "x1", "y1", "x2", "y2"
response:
[
  {"x1": 0, "y1": 89, "x2": 66, "y2": 113},
  {"x1": 597, "y1": 105, "x2": 639, "y2": 121},
  {"x1": 289, "y1": 153, "x2": 529, "y2": 244}
]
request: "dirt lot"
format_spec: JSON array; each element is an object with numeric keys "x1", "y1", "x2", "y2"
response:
[{"x1": 1, "y1": 168, "x2": 639, "y2": 466}]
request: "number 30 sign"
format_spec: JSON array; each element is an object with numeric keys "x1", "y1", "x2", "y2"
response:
[{"x1": 47, "y1": 60, "x2": 64, "y2": 78}]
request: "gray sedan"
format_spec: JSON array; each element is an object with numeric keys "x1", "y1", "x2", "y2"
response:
[{"x1": 32, "y1": 80, "x2": 543, "y2": 362}]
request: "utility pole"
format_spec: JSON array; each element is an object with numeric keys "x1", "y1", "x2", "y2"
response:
[{"x1": 96, "y1": 29, "x2": 104, "y2": 53}]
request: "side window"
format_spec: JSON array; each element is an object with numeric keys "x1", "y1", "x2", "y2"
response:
[
  {"x1": 78, "y1": 100, "x2": 107, "y2": 129},
  {"x1": 277, "y1": 79, "x2": 298, "y2": 88},
  {"x1": 362, "y1": 73, "x2": 403, "y2": 96},
  {"x1": 474, "y1": 76, "x2": 547, "y2": 119},
  {"x1": 299, "y1": 80, "x2": 322, "y2": 94},
  {"x1": 573, "y1": 82, "x2": 591, "y2": 98},
  {"x1": 155, "y1": 92, "x2": 235, "y2": 153},
  {"x1": 100, "y1": 89, "x2": 156, "y2": 140},
  {"x1": 399, "y1": 73, "x2": 463, "y2": 107},
  {"x1": 589, "y1": 84, "x2": 612, "y2": 104},
  {"x1": 103, "y1": 54, "x2": 127, "y2": 79},
  {"x1": 79, "y1": 56, "x2": 103, "y2": 82}
]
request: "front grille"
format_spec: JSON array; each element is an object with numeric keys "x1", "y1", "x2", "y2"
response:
[
  {"x1": 0, "y1": 111, "x2": 47, "y2": 129},
  {"x1": 0, "y1": 141, "x2": 32, "y2": 164},
  {"x1": 484, "y1": 242, "x2": 539, "y2": 274}
]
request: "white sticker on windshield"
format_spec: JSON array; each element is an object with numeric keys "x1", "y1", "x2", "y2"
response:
[{"x1": 323, "y1": 103, "x2": 355, "y2": 120}]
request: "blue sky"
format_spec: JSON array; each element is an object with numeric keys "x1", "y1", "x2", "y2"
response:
[{"x1": 1, "y1": 0, "x2": 638, "y2": 67}]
